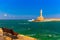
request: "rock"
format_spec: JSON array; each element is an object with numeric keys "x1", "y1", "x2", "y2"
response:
[
  {"x1": 4, "y1": 36, "x2": 12, "y2": 40},
  {"x1": 0, "y1": 28, "x2": 37, "y2": 40},
  {"x1": 0, "y1": 36, "x2": 4, "y2": 40},
  {"x1": 17, "y1": 34, "x2": 37, "y2": 40},
  {"x1": 0, "y1": 28, "x2": 3, "y2": 36}
]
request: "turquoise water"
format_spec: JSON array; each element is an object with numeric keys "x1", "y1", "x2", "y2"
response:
[{"x1": 0, "y1": 20, "x2": 60, "y2": 40}]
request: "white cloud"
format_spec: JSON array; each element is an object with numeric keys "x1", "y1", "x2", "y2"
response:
[{"x1": 4, "y1": 14, "x2": 8, "y2": 17}]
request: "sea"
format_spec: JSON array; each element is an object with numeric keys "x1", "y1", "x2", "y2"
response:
[{"x1": 0, "y1": 20, "x2": 60, "y2": 40}]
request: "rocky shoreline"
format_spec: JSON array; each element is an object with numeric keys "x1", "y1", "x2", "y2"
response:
[{"x1": 0, "y1": 28, "x2": 37, "y2": 40}]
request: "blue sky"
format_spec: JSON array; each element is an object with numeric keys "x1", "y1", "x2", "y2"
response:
[{"x1": 0, "y1": 0, "x2": 60, "y2": 19}]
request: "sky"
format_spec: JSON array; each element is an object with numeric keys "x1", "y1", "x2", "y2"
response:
[{"x1": 0, "y1": 0, "x2": 60, "y2": 19}]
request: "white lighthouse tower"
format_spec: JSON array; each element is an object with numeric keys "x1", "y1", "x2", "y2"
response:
[{"x1": 40, "y1": 9, "x2": 43, "y2": 17}]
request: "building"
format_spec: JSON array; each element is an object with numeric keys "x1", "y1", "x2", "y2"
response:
[
  {"x1": 33, "y1": 9, "x2": 60, "y2": 22},
  {"x1": 33, "y1": 9, "x2": 44, "y2": 22}
]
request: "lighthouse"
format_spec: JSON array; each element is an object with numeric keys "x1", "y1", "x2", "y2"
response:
[
  {"x1": 40, "y1": 9, "x2": 42, "y2": 17},
  {"x1": 36, "y1": 9, "x2": 44, "y2": 21},
  {"x1": 33, "y1": 9, "x2": 60, "y2": 22}
]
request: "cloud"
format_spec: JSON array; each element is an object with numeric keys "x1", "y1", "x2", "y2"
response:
[
  {"x1": 4, "y1": 14, "x2": 8, "y2": 17},
  {"x1": 0, "y1": 12, "x2": 37, "y2": 19}
]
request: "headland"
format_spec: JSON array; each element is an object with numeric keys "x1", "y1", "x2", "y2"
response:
[
  {"x1": 33, "y1": 9, "x2": 60, "y2": 22},
  {"x1": 0, "y1": 28, "x2": 37, "y2": 40}
]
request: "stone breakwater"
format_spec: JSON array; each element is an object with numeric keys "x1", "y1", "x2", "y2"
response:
[{"x1": 0, "y1": 28, "x2": 37, "y2": 40}]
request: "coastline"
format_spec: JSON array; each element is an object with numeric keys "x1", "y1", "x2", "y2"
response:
[{"x1": 0, "y1": 28, "x2": 37, "y2": 40}]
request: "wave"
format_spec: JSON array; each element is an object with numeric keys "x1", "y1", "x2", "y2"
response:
[{"x1": 18, "y1": 23, "x2": 29, "y2": 25}]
